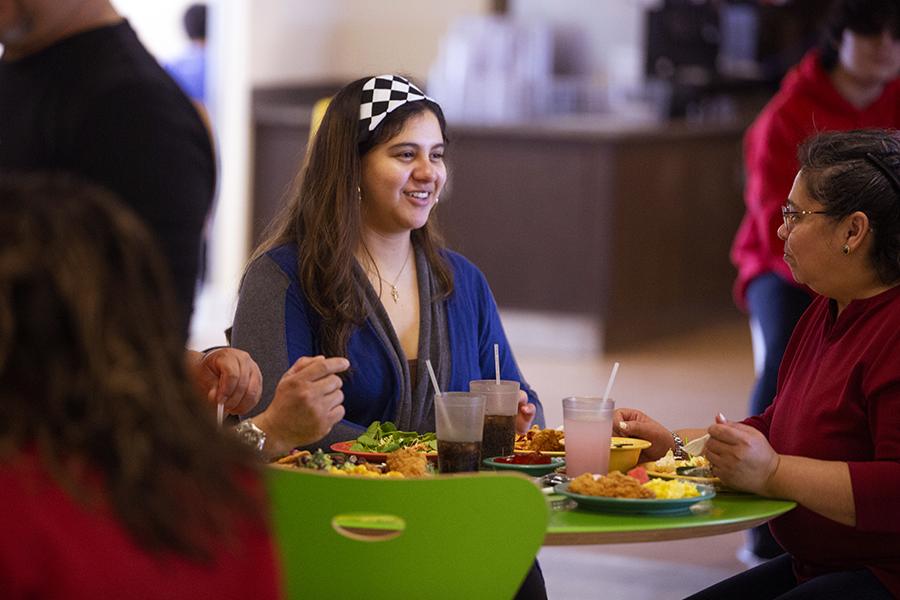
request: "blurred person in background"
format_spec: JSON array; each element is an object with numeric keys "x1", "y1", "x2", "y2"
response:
[
  {"x1": 0, "y1": 174, "x2": 281, "y2": 599},
  {"x1": 621, "y1": 129, "x2": 900, "y2": 599},
  {"x1": 165, "y1": 2, "x2": 207, "y2": 105},
  {"x1": 0, "y1": 0, "x2": 258, "y2": 417},
  {"x1": 729, "y1": 0, "x2": 900, "y2": 563}
]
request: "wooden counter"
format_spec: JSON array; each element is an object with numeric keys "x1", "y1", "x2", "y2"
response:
[{"x1": 252, "y1": 99, "x2": 747, "y2": 351}]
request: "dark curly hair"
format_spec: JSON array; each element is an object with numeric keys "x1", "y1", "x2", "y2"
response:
[
  {"x1": 0, "y1": 173, "x2": 263, "y2": 560},
  {"x1": 798, "y1": 129, "x2": 900, "y2": 284}
]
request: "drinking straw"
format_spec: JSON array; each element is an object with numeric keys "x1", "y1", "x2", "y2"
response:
[
  {"x1": 217, "y1": 401, "x2": 224, "y2": 427},
  {"x1": 425, "y1": 359, "x2": 442, "y2": 397},
  {"x1": 493, "y1": 343, "x2": 500, "y2": 384},
  {"x1": 601, "y1": 361, "x2": 620, "y2": 404},
  {"x1": 426, "y1": 359, "x2": 450, "y2": 437}
]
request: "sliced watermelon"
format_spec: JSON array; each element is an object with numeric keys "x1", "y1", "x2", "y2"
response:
[{"x1": 626, "y1": 465, "x2": 649, "y2": 484}]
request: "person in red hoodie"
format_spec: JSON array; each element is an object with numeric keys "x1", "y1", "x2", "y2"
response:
[
  {"x1": 730, "y1": 0, "x2": 900, "y2": 562},
  {"x1": 0, "y1": 174, "x2": 282, "y2": 600}
]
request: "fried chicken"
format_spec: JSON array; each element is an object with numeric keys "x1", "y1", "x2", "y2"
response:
[
  {"x1": 385, "y1": 447, "x2": 429, "y2": 478},
  {"x1": 568, "y1": 472, "x2": 655, "y2": 499}
]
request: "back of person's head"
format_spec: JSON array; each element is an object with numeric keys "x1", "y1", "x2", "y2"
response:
[
  {"x1": 798, "y1": 129, "x2": 900, "y2": 284},
  {"x1": 0, "y1": 173, "x2": 262, "y2": 559},
  {"x1": 184, "y1": 3, "x2": 207, "y2": 41},
  {"x1": 819, "y1": 0, "x2": 900, "y2": 70},
  {"x1": 253, "y1": 75, "x2": 451, "y2": 358}
]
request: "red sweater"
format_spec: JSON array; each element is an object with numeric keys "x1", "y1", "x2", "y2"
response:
[
  {"x1": 730, "y1": 51, "x2": 900, "y2": 310},
  {"x1": 745, "y1": 285, "x2": 900, "y2": 595},
  {"x1": 0, "y1": 453, "x2": 282, "y2": 600}
]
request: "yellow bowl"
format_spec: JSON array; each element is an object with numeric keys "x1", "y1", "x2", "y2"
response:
[{"x1": 608, "y1": 437, "x2": 652, "y2": 473}]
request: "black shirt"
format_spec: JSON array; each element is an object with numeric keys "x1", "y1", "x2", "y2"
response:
[{"x1": 0, "y1": 21, "x2": 215, "y2": 342}]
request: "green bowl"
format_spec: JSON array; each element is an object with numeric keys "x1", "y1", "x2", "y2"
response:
[{"x1": 483, "y1": 456, "x2": 566, "y2": 477}]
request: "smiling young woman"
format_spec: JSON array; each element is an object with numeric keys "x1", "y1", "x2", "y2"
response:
[
  {"x1": 231, "y1": 73, "x2": 549, "y2": 600},
  {"x1": 230, "y1": 75, "x2": 544, "y2": 451}
]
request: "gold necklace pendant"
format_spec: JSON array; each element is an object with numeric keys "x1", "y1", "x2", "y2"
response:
[{"x1": 365, "y1": 247, "x2": 412, "y2": 305}]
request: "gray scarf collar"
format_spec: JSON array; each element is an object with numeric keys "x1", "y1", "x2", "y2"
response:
[{"x1": 355, "y1": 244, "x2": 450, "y2": 432}]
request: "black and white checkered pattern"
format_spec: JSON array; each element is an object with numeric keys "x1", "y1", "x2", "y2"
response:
[{"x1": 359, "y1": 74, "x2": 433, "y2": 132}]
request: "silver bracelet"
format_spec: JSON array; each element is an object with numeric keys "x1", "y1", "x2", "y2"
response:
[
  {"x1": 235, "y1": 419, "x2": 267, "y2": 452},
  {"x1": 671, "y1": 431, "x2": 686, "y2": 460}
]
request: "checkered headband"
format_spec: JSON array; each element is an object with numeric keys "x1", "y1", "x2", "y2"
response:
[{"x1": 359, "y1": 74, "x2": 435, "y2": 134}]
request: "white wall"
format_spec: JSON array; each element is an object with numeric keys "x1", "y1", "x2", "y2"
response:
[
  {"x1": 113, "y1": 0, "x2": 196, "y2": 62},
  {"x1": 119, "y1": 0, "x2": 655, "y2": 346},
  {"x1": 248, "y1": 0, "x2": 491, "y2": 85},
  {"x1": 510, "y1": 0, "x2": 658, "y2": 88}
]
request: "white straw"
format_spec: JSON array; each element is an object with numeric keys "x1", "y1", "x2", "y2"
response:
[
  {"x1": 216, "y1": 401, "x2": 224, "y2": 427},
  {"x1": 601, "y1": 361, "x2": 620, "y2": 403},
  {"x1": 493, "y1": 343, "x2": 500, "y2": 384},
  {"x1": 425, "y1": 359, "x2": 442, "y2": 396},
  {"x1": 427, "y1": 359, "x2": 451, "y2": 437}
]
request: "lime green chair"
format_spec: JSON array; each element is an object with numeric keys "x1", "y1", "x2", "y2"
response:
[{"x1": 266, "y1": 467, "x2": 548, "y2": 600}]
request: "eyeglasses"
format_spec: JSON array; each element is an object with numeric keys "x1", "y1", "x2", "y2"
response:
[{"x1": 781, "y1": 204, "x2": 827, "y2": 231}]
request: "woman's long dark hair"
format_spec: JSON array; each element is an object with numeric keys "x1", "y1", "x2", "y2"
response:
[
  {"x1": 251, "y1": 76, "x2": 454, "y2": 359},
  {"x1": 0, "y1": 174, "x2": 264, "y2": 560}
]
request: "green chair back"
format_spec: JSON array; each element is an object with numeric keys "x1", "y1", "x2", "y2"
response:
[{"x1": 266, "y1": 467, "x2": 548, "y2": 600}]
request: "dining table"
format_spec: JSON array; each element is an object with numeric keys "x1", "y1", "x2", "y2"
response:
[
  {"x1": 309, "y1": 443, "x2": 797, "y2": 547},
  {"x1": 543, "y1": 492, "x2": 796, "y2": 545}
]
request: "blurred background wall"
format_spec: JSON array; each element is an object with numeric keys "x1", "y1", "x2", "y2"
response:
[{"x1": 110, "y1": 0, "x2": 819, "y2": 352}]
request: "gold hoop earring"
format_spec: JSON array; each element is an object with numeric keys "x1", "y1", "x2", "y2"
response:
[{"x1": 842, "y1": 244, "x2": 850, "y2": 255}]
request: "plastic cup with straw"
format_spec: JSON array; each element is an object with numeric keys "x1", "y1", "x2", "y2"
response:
[
  {"x1": 562, "y1": 361, "x2": 619, "y2": 475},
  {"x1": 429, "y1": 359, "x2": 486, "y2": 472},
  {"x1": 470, "y1": 343, "x2": 519, "y2": 459}
]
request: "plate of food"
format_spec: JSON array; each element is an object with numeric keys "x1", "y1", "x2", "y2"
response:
[
  {"x1": 640, "y1": 449, "x2": 721, "y2": 486},
  {"x1": 275, "y1": 448, "x2": 432, "y2": 478},
  {"x1": 330, "y1": 440, "x2": 438, "y2": 463},
  {"x1": 330, "y1": 421, "x2": 438, "y2": 462},
  {"x1": 554, "y1": 471, "x2": 715, "y2": 515},
  {"x1": 483, "y1": 454, "x2": 565, "y2": 477},
  {"x1": 514, "y1": 426, "x2": 564, "y2": 455}
]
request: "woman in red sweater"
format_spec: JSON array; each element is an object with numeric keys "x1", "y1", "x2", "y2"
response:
[
  {"x1": 731, "y1": 0, "x2": 900, "y2": 561},
  {"x1": 621, "y1": 129, "x2": 900, "y2": 598},
  {"x1": 0, "y1": 175, "x2": 281, "y2": 599}
]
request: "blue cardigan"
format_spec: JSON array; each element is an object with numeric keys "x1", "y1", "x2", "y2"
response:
[{"x1": 231, "y1": 243, "x2": 545, "y2": 447}]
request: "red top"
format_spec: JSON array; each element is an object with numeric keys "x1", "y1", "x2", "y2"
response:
[
  {"x1": 730, "y1": 50, "x2": 900, "y2": 310},
  {"x1": 0, "y1": 452, "x2": 282, "y2": 600},
  {"x1": 745, "y1": 285, "x2": 900, "y2": 595}
]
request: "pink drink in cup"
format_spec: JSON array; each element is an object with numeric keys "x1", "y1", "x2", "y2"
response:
[{"x1": 562, "y1": 397, "x2": 615, "y2": 476}]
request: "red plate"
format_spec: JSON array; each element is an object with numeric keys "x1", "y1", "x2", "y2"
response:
[{"x1": 330, "y1": 440, "x2": 438, "y2": 463}]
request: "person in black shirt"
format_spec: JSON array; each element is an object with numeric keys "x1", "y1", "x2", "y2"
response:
[
  {"x1": 0, "y1": 0, "x2": 212, "y2": 341},
  {"x1": 0, "y1": 0, "x2": 261, "y2": 416}
]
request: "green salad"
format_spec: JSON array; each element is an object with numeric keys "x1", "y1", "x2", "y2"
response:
[{"x1": 349, "y1": 421, "x2": 437, "y2": 453}]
